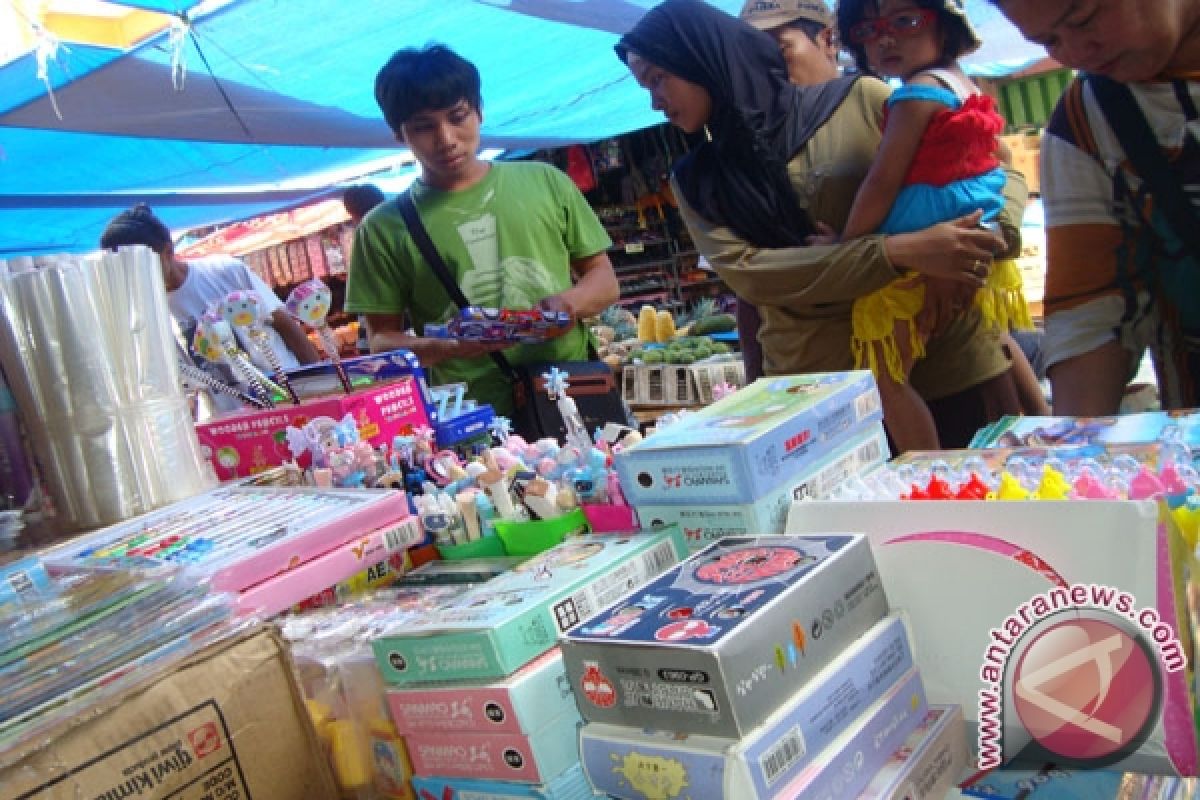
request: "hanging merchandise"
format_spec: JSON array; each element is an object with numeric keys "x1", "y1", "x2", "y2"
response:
[
  {"x1": 593, "y1": 139, "x2": 623, "y2": 172},
  {"x1": 565, "y1": 145, "x2": 597, "y2": 193}
]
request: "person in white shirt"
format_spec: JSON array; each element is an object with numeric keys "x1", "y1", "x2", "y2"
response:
[{"x1": 100, "y1": 204, "x2": 320, "y2": 373}]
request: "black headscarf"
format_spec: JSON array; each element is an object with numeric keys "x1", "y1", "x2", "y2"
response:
[{"x1": 616, "y1": 0, "x2": 858, "y2": 248}]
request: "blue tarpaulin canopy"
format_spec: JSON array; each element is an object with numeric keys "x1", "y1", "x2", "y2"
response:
[{"x1": 0, "y1": 0, "x2": 1046, "y2": 256}]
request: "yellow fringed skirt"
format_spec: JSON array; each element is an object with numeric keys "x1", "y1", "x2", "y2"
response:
[{"x1": 852, "y1": 260, "x2": 1033, "y2": 385}]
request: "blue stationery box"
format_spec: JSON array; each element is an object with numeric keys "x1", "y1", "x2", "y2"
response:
[
  {"x1": 411, "y1": 763, "x2": 601, "y2": 799},
  {"x1": 614, "y1": 372, "x2": 882, "y2": 505}
]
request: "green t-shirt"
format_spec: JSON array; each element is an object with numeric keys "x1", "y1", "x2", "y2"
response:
[{"x1": 346, "y1": 161, "x2": 611, "y2": 416}]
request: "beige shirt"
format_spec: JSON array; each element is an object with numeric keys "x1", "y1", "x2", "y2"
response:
[{"x1": 676, "y1": 77, "x2": 1028, "y2": 400}]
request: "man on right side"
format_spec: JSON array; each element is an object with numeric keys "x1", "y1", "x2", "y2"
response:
[{"x1": 990, "y1": 0, "x2": 1200, "y2": 413}]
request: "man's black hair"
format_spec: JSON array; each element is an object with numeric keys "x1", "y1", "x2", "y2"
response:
[
  {"x1": 837, "y1": 0, "x2": 976, "y2": 76},
  {"x1": 375, "y1": 44, "x2": 483, "y2": 134},
  {"x1": 99, "y1": 203, "x2": 173, "y2": 252},
  {"x1": 342, "y1": 184, "x2": 386, "y2": 223},
  {"x1": 786, "y1": 16, "x2": 829, "y2": 43}
]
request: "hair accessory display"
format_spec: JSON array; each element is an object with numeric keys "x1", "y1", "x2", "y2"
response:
[{"x1": 221, "y1": 290, "x2": 300, "y2": 404}]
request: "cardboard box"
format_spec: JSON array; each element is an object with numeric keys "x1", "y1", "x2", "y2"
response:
[
  {"x1": 582, "y1": 669, "x2": 926, "y2": 800},
  {"x1": 387, "y1": 648, "x2": 575, "y2": 735},
  {"x1": 561, "y1": 534, "x2": 889, "y2": 737},
  {"x1": 411, "y1": 763, "x2": 598, "y2": 800},
  {"x1": 236, "y1": 514, "x2": 422, "y2": 617},
  {"x1": 195, "y1": 377, "x2": 431, "y2": 481},
  {"x1": 405, "y1": 708, "x2": 581, "y2": 783},
  {"x1": 637, "y1": 423, "x2": 888, "y2": 551},
  {"x1": 579, "y1": 614, "x2": 914, "y2": 799},
  {"x1": 0, "y1": 628, "x2": 338, "y2": 799},
  {"x1": 373, "y1": 530, "x2": 687, "y2": 684},
  {"x1": 614, "y1": 372, "x2": 882, "y2": 506},
  {"x1": 859, "y1": 705, "x2": 968, "y2": 800},
  {"x1": 785, "y1": 496, "x2": 1196, "y2": 777}
]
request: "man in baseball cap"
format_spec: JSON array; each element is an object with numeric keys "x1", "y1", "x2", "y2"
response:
[{"x1": 740, "y1": 0, "x2": 840, "y2": 85}]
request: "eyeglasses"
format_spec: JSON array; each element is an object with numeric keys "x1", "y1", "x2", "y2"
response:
[{"x1": 846, "y1": 9, "x2": 936, "y2": 45}]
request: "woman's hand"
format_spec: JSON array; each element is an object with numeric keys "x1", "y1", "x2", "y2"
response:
[
  {"x1": 884, "y1": 210, "x2": 996, "y2": 287},
  {"x1": 918, "y1": 276, "x2": 978, "y2": 337},
  {"x1": 805, "y1": 221, "x2": 840, "y2": 246}
]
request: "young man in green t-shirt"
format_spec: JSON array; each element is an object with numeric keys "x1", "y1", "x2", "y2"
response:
[{"x1": 346, "y1": 45, "x2": 619, "y2": 417}]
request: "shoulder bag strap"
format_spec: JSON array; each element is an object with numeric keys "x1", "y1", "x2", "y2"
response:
[
  {"x1": 395, "y1": 190, "x2": 520, "y2": 382},
  {"x1": 1088, "y1": 75, "x2": 1200, "y2": 257}
]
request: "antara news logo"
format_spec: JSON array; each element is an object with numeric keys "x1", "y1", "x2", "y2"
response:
[{"x1": 977, "y1": 583, "x2": 1185, "y2": 771}]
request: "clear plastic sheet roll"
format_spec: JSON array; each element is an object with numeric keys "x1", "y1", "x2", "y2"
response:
[{"x1": 0, "y1": 247, "x2": 214, "y2": 530}]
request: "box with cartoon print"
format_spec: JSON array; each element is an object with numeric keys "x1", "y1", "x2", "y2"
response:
[
  {"x1": 578, "y1": 614, "x2": 915, "y2": 800},
  {"x1": 613, "y1": 371, "x2": 882, "y2": 506},
  {"x1": 372, "y1": 529, "x2": 687, "y2": 684},
  {"x1": 560, "y1": 534, "x2": 888, "y2": 738}
]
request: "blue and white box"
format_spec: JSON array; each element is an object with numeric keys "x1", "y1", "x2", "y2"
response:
[
  {"x1": 411, "y1": 763, "x2": 600, "y2": 800},
  {"x1": 579, "y1": 614, "x2": 915, "y2": 799},
  {"x1": 614, "y1": 372, "x2": 882, "y2": 506},
  {"x1": 562, "y1": 534, "x2": 889, "y2": 738},
  {"x1": 637, "y1": 423, "x2": 888, "y2": 551}
]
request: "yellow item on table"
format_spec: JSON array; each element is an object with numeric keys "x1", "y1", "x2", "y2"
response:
[
  {"x1": 1173, "y1": 504, "x2": 1199, "y2": 552},
  {"x1": 328, "y1": 719, "x2": 373, "y2": 791},
  {"x1": 851, "y1": 273, "x2": 926, "y2": 385},
  {"x1": 306, "y1": 698, "x2": 334, "y2": 741},
  {"x1": 1034, "y1": 465, "x2": 1071, "y2": 500},
  {"x1": 988, "y1": 471, "x2": 1031, "y2": 501},
  {"x1": 637, "y1": 305, "x2": 657, "y2": 343},
  {"x1": 367, "y1": 716, "x2": 416, "y2": 800},
  {"x1": 655, "y1": 309, "x2": 676, "y2": 343}
]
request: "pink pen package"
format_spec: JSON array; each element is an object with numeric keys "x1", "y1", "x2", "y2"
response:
[
  {"x1": 45, "y1": 486, "x2": 412, "y2": 594},
  {"x1": 387, "y1": 648, "x2": 576, "y2": 735},
  {"x1": 237, "y1": 514, "x2": 423, "y2": 617}
]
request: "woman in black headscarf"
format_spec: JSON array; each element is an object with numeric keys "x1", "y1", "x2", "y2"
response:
[{"x1": 617, "y1": 0, "x2": 1025, "y2": 448}]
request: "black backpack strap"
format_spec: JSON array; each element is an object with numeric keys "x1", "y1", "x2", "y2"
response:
[
  {"x1": 395, "y1": 190, "x2": 519, "y2": 382},
  {"x1": 1088, "y1": 75, "x2": 1200, "y2": 259}
]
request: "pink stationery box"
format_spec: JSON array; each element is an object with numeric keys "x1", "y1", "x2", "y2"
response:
[
  {"x1": 236, "y1": 514, "x2": 423, "y2": 617},
  {"x1": 195, "y1": 377, "x2": 431, "y2": 481},
  {"x1": 387, "y1": 649, "x2": 576, "y2": 735},
  {"x1": 405, "y1": 708, "x2": 581, "y2": 784},
  {"x1": 45, "y1": 486, "x2": 412, "y2": 594}
]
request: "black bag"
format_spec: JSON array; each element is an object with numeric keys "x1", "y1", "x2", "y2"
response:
[{"x1": 396, "y1": 192, "x2": 636, "y2": 441}]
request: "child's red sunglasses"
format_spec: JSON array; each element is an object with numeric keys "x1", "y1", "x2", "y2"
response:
[{"x1": 846, "y1": 9, "x2": 937, "y2": 45}]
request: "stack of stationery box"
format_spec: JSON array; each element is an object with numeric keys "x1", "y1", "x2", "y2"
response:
[
  {"x1": 560, "y1": 533, "x2": 970, "y2": 800},
  {"x1": 372, "y1": 529, "x2": 688, "y2": 799},
  {"x1": 614, "y1": 372, "x2": 889, "y2": 553}
]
